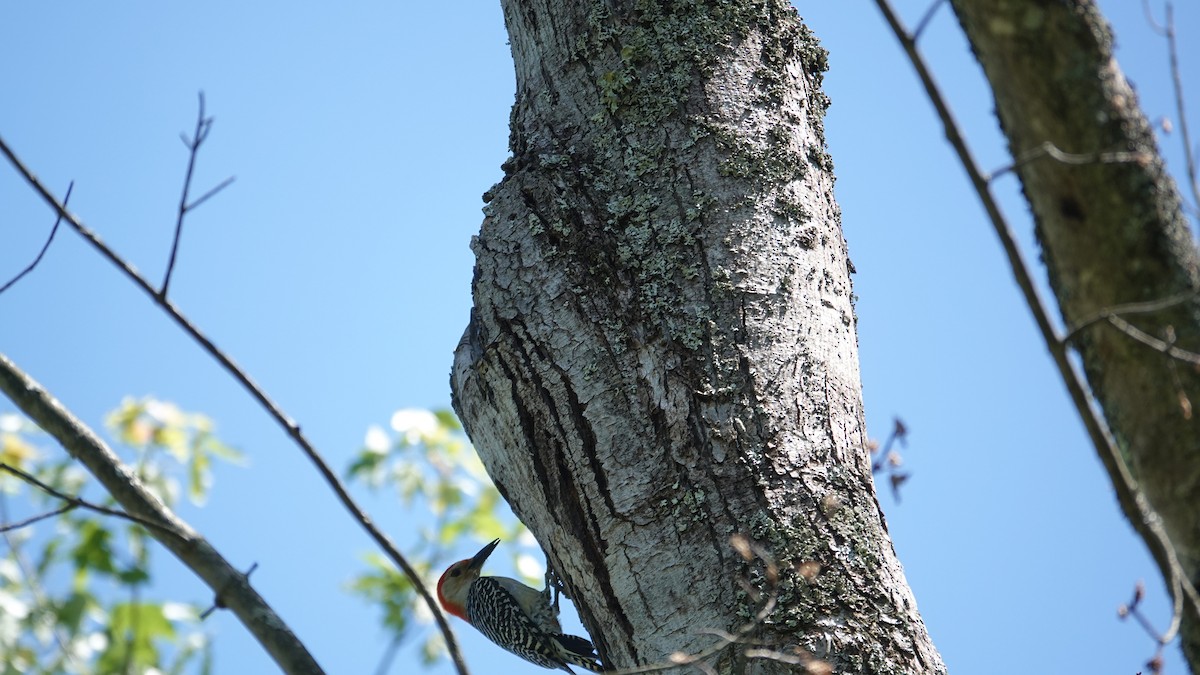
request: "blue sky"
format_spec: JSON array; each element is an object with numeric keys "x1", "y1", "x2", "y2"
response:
[{"x1": 1, "y1": 2, "x2": 1196, "y2": 673}]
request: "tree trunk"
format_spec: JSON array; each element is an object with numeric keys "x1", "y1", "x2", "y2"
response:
[
  {"x1": 950, "y1": 0, "x2": 1200, "y2": 668},
  {"x1": 451, "y1": 1, "x2": 945, "y2": 672}
]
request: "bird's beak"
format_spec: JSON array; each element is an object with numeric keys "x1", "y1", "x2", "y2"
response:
[{"x1": 468, "y1": 538, "x2": 501, "y2": 571}]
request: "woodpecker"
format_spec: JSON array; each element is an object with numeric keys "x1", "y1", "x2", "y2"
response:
[{"x1": 436, "y1": 538, "x2": 604, "y2": 673}]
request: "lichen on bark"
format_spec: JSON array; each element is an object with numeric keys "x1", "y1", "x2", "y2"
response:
[{"x1": 453, "y1": 2, "x2": 945, "y2": 672}]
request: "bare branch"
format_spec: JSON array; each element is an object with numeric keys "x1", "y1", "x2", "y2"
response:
[
  {"x1": 1105, "y1": 315, "x2": 1200, "y2": 365},
  {"x1": 185, "y1": 174, "x2": 236, "y2": 213},
  {"x1": 372, "y1": 636, "x2": 404, "y2": 675},
  {"x1": 1119, "y1": 580, "x2": 1176, "y2": 674},
  {"x1": 871, "y1": 0, "x2": 1200, "y2": 643},
  {"x1": 744, "y1": 647, "x2": 832, "y2": 674},
  {"x1": 912, "y1": 0, "x2": 947, "y2": 42},
  {"x1": 161, "y1": 92, "x2": 236, "y2": 298},
  {"x1": 1064, "y1": 288, "x2": 1199, "y2": 343},
  {"x1": 1066, "y1": 288, "x2": 1200, "y2": 370},
  {"x1": 0, "y1": 181, "x2": 72, "y2": 295},
  {"x1": 163, "y1": 92, "x2": 209, "y2": 297},
  {"x1": 869, "y1": 418, "x2": 910, "y2": 502},
  {"x1": 201, "y1": 562, "x2": 259, "y2": 619},
  {"x1": 0, "y1": 351, "x2": 324, "y2": 675},
  {"x1": 0, "y1": 502, "x2": 75, "y2": 532},
  {"x1": 990, "y1": 141, "x2": 1153, "y2": 183},
  {"x1": 0, "y1": 461, "x2": 177, "y2": 536},
  {"x1": 0, "y1": 493, "x2": 77, "y2": 667},
  {"x1": 0, "y1": 132, "x2": 472, "y2": 675},
  {"x1": 1143, "y1": 1, "x2": 1200, "y2": 216}
]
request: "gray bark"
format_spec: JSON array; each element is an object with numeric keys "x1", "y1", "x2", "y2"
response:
[
  {"x1": 951, "y1": 0, "x2": 1200, "y2": 668},
  {"x1": 451, "y1": 1, "x2": 944, "y2": 672},
  {"x1": 0, "y1": 353, "x2": 325, "y2": 675}
]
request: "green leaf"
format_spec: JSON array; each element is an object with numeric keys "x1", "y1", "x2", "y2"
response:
[
  {"x1": 348, "y1": 406, "x2": 533, "y2": 660},
  {"x1": 468, "y1": 505, "x2": 507, "y2": 542},
  {"x1": 98, "y1": 602, "x2": 175, "y2": 672},
  {"x1": 155, "y1": 425, "x2": 190, "y2": 461},
  {"x1": 433, "y1": 409, "x2": 462, "y2": 432},
  {"x1": 393, "y1": 463, "x2": 425, "y2": 503},
  {"x1": 189, "y1": 441, "x2": 210, "y2": 505},
  {"x1": 204, "y1": 437, "x2": 245, "y2": 464},
  {"x1": 55, "y1": 591, "x2": 91, "y2": 634},
  {"x1": 346, "y1": 449, "x2": 387, "y2": 482},
  {"x1": 347, "y1": 559, "x2": 415, "y2": 637},
  {"x1": 34, "y1": 537, "x2": 61, "y2": 577},
  {"x1": 421, "y1": 633, "x2": 447, "y2": 665},
  {"x1": 105, "y1": 397, "x2": 146, "y2": 445},
  {"x1": 200, "y1": 639, "x2": 214, "y2": 675},
  {"x1": 118, "y1": 566, "x2": 150, "y2": 585},
  {"x1": 0, "y1": 432, "x2": 37, "y2": 469},
  {"x1": 69, "y1": 520, "x2": 117, "y2": 577},
  {"x1": 164, "y1": 630, "x2": 209, "y2": 675}
]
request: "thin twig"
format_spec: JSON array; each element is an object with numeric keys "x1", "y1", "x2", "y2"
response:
[
  {"x1": 1130, "y1": 603, "x2": 1168, "y2": 642},
  {"x1": 605, "y1": 536, "x2": 821, "y2": 675},
  {"x1": 0, "y1": 503, "x2": 76, "y2": 532},
  {"x1": 869, "y1": 418, "x2": 910, "y2": 502},
  {"x1": 162, "y1": 92, "x2": 210, "y2": 297},
  {"x1": 0, "y1": 461, "x2": 179, "y2": 538},
  {"x1": 1166, "y1": 1, "x2": 1200, "y2": 218},
  {"x1": 872, "y1": 0, "x2": 1200, "y2": 638},
  {"x1": 201, "y1": 562, "x2": 259, "y2": 619},
  {"x1": 607, "y1": 599, "x2": 774, "y2": 675},
  {"x1": 607, "y1": 589, "x2": 794, "y2": 675},
  {"x1": 0, "y1": 181, "x2": 72, "y2": 295},
  {"x1": 990, "y1": 141, "x2": 1152, "y2": 182},
  {"x1": 161, "y1": 92, "x2": 236, "y2": 298},
  {"x1": 912, "y1": 0, "x2": 947, "y2": 42},
  {"x1": 1065, "y1": 287, "x2": 1199, "y2": 343},
  {"x1": 744, "y1": 647, "x2": 831, "y2": 674},
  {"x1": 186, "y1": 175, "x2": 236, "y2": 213},
  {"x1": 0, "y1": 352, "x2": 324, "y2": 675},
  {"x1": 0, "y1": 133, "x2": 472, "y2": 675},
  {"x1": 870, "y1": 417, "x2": 907, "y2": 473},
  {"x1": 1143, "y1": 1, "x2": 1200, "y2": 215},
  {"x1": 1106, "y1": 315, "x2": 1200, "y2": 365},
  {"x1": 1120, "y1": 580, "x2": 1174, "y2": 671},
  {"x1": 372, "y1": 636, "x2": 404, "y2": 675},
  {"x1": 122, "y1": 581, "x2": 142, "y2": 675},
  {"x1": 0, "y1": 493, "x2": 77, "y2": 667}
]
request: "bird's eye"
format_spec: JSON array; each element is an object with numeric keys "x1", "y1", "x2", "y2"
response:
[{"x1": 450, "y1": 568, "x2": 461, "y2": 577}]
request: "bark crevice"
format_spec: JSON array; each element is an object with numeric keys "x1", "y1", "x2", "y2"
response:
[{"x1": 452, "y1": 2, "x2": 944, "y2": 672}]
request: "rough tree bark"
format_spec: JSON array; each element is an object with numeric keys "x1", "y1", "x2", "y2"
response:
[
  {"x1": 950, "y1": 1, "x2": 1200, "y2": 668},
  {"x1": 451, "y1": 1, "x2": 945, "y2": 672}
]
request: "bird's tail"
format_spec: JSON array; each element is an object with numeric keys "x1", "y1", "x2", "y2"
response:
[{"x1": 553, "y1": 633, "x2": 606, "y2": 673}]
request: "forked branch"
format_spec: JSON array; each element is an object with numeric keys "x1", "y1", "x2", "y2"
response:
[
  {"x1": 0, "y1": 181, "x2": 71, "y2": 295},
  {"x1": 0, "y1": 352, "x2": 323, "y2": 675},
  {"x1": 161, "y1": 92, "x2": 235, "y2": 298},
  {"x1": 0, "y1": 122, "x2": 471, "y2": 675},
  {"x1": 871, "y1": 0, "x2": 1200, "y2": 658}
]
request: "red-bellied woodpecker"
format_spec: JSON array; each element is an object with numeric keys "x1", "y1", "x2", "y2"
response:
[{"x1": 436, "y1": 538, "x2": 604, "y2": 673}]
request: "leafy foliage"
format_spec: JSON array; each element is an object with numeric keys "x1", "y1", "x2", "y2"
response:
[
  {"x1": 0, "y1": 399, "x2": 239, "y2": 675},
  {"x1": 345, "y1": 408, "x2": 538, "y2": 666},
  {"x1": 106, "y1": 397, "x2": 244, "y2": 507},
  {"x1": 2, "y1": 400, "x2": 531, "y2": 673}
]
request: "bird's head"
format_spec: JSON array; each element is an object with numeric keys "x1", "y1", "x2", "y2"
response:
[{"x1": 436, "y1": 538, "x2": 500, "y2": 620}]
